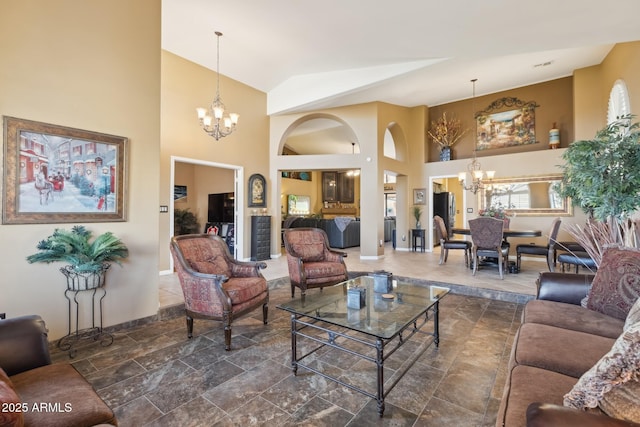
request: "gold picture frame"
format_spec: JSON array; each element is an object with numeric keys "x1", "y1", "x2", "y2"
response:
[{"x1": 2, "y1": 116, "x2": 128, "y2": 224}]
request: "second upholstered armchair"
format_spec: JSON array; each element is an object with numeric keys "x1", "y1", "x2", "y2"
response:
[{"x1": 283, "y1": 227, "x2": 348, "y2": 298}]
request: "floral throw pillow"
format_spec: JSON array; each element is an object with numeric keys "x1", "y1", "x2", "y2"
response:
[
  {"x1": 585, "y1": 246, "x2": 640, "y2": 320},
  {"x1": 625, "y1": 297, "x2": 640, "y2": 332},
  {"x1": 564, "y1": 321, "x2": 640, "y2": 422}
]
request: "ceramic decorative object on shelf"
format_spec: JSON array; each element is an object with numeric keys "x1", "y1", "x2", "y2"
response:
[
  {"x1": 549, "y1": 123, "x2": 560, "y2": 149},
  {"x1": 439, "y1": 146, "x2": 452, "y2": 161}
]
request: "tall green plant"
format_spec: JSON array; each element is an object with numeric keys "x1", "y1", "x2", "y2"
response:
[{"x1": 560, "y1": 115, "x2": 640, "y2": 222}]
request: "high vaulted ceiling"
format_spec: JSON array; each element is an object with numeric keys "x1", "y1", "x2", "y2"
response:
[{"x1": 162, "y1": 0, "x2": 640, "y2": 116}]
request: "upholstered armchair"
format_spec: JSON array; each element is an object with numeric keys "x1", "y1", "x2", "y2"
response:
[
  {"x1": 434, "y1": 215, "x2": 471, "y2": 267},
  {"x1": 283, "y1": 227, "x2": 348, "y2": 298},
  {"x1": 170, "y1": 234, "x2": 269, "y2": 350},
  {"x1": 516, "y1": 217, "x2": 561, "y2": 272},
  {"x1": 468, "y1": 217, "x2": 510, "y2": 279}
]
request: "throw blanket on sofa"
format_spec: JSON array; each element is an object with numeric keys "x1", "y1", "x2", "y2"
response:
[{"x1": 334, "y1": 216, "x2": 354, "y2": 232}]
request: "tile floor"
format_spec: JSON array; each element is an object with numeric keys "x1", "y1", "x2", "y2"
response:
[{"x1": 54, "y1": 244, "x2": 550, "y2": 426}]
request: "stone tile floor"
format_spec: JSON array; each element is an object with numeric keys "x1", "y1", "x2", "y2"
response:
[{"x1": 51, "y1": 277, "x2": 522, "y2": 427}]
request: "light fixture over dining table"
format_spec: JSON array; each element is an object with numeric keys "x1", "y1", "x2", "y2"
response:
[{"x1": 459, "y1": 79, "x2": 495, "y2": 194}]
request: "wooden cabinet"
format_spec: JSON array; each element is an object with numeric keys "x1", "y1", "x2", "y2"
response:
[
  {"x1": 322, "y1": 171, "x2": 354, "y2": 203},
  {"x1": 251, "y1": 216, "x2": 271, "y2": 261},
  {"x1": 322, "y1": 172, "x2": 338, "y2": 202},
  {"x1": 338, "y1": 172, "x2": 354, "y2": 203}
]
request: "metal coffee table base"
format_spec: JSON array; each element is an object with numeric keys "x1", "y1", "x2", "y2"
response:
[{"x1": 289, "y1": 300, "x2": 440, "y2": 417}]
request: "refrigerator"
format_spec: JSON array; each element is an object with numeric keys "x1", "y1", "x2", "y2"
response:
[{"x1": 433, "y1": 192, "x2": 456, "y2": 240}]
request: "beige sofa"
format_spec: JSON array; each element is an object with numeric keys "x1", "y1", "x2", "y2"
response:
[{"x1": 497, "y1": 272, "x2": 639, "y2": 426}]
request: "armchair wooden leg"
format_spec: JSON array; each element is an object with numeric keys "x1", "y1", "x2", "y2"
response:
[
  {"x1": 439, "y1": 248, "x2": 445, "y2": 265},
  {"x1": 224, "y1": 326, "x2": 231, "y2": 351},
  {"x1": 186, "y1": 315, "x2": 194, "y2": 339},
  {"x1": 291, "y1": 283, "x2": 296, "y2": 298},
  {"x1": 262, "y1": 303, "x2": 268, "y2": 325}
]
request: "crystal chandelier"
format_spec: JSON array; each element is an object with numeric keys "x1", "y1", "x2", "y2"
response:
[
  {"x1": 458, "y1": 79, "x2": 495, "y2": 194},
  {"x1": 196, "y1": 31, "x2": 239, "y2": 141}
]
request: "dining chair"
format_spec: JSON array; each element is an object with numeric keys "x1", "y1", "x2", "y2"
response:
[
  {"x1": 516, "y1": 217, "x2": 561, "y2": 272},
  {"x1": 170, "y1": 234, "x2": 269, "y2": 350},
  {"x1": 434, "y1": 215, "x2": 471, "y2": 267},
  {"x1": 468, "y1": 217, "x2": 510, "y2": 279}
]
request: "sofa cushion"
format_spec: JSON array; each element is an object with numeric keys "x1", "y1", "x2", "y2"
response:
[
  {"x1": 564, "y1": 321, "x2": 640, "y2": 423},
  {"x1": 585, "y1": 246, "x2": 640, "y2": 320},
  {"x1": 10, "y1": 363, "x2": 116, "y2": 427},
  {"x1": 523, "y1": 300, "x2": 624, "y2": 339},
  {"x1": 303, "y1": 261, "x2": 347, "y2": 284},
  {"x1": 0, "y1": 367, "x2": 23, "y2": 427},
  {"x1": 497, "y1": 365, "x2": 577, "y2": 427},
  {"x1": 513, "y1": 323, "x2": 615, "y2": 378},
  {"x1": 223, "y1": 277, "x2": 268, "y2": 305},
  {"x1": 189, "y1": 255, "x2": 231, "y2": 278},
  {"x1": 625, "y1": 297, "x2": 640, "y2": 332}
]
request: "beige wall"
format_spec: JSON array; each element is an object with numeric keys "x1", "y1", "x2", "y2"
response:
[
  {"x1": 573, "y1": 41, "x2": 640, "y2": 140},
  {"x1": 427, "y1": 77, "x2": 574, "y2": 162},
  {"x1": 0, "y1": 0, "x2": 161, "y2": 339},
  {"x1": 160, "y1": 51, "x2": 269, "y2": 269}
]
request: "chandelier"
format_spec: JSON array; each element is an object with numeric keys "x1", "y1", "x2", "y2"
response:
[
  {"x1": 196, "y1": 31, "x2": 239, "y2": 141},
  {"x1": 458, "y1": 79, "x2": 495, "y2": 194}
]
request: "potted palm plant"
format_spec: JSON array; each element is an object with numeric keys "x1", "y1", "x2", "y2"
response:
[{"x1": 26, "y1": 225, "x2": 129, "y2": 290}]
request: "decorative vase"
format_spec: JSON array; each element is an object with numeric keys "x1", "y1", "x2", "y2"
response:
[
  {"x1": 439, "y1": 147, "x2": 451, "y2": 161},
  {"x1": 416, "y1": 221, "x2": 421, "y2": 229},
  {"x1": 549, "y1": 123, "x2": 560, "y2": 149}
]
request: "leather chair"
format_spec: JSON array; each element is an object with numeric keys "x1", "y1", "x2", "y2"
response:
[
  {"x1": 469, "y1": 217, "x2": 511, "y2": 279},
  {"x1": 434, "y1": 215, "x2": 471, "y2": 266},
  {"x1": 516, "y1": 217, "x2": 561, "y2": 272},
  {"x1": 558, "y1": 251, "x2": 598, "y2": 273},
  {"x1": 0, "y1": 315, "x2": 117, "y2": 426},
  {"x1": 170, "y1": 234, "x2": 269, "y2": 350},
  {"x1": 283, "y1": 227, "x2": 349, "y2": 298},
  {"x1": 553, "y1": 241, "x2": 585, "y2": 265}
]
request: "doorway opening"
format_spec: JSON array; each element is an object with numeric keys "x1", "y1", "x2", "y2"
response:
[
  {"x1": 428, "y1": 175, "x2": 466, "y2": 251},
  {"x1": 169, "y1": 156, "x2": 244, "y2": 272}
]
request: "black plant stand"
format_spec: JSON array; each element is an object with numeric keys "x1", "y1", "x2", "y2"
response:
[{"x1": 58, "y1": 264, "x2": 114, "y2": 358}]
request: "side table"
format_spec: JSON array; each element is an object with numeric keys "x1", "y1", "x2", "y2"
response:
[
  {"x1": 58, "y1": 265, "x2": 114, "y2": 358},
  {"x1": 411, "y1": 228, "x2": 425, "y2": 252}
]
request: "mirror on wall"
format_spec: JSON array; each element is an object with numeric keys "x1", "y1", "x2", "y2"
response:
[{"x1": 480, "y1": 174, "x2": 572, "y2": 216}]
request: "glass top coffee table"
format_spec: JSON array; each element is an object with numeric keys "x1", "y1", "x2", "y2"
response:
[{"x1": 277, "y1": 275, "x2": 449, "y2": 417}]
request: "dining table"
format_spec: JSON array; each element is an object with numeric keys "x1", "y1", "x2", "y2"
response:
[
  {"x1": 451, "y1": 227, "x2": 542, "y2": 241},
  {"x1": 451, "y1": 227, "x2": 542, "y2": 273}
]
